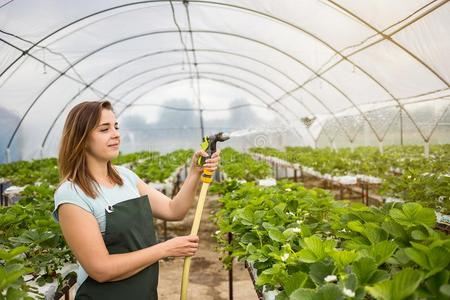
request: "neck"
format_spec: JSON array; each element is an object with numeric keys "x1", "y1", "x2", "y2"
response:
[{"x1": 86, "y1": 153, "x2": 110, "y2": 183}]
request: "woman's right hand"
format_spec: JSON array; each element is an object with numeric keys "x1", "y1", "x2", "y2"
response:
[{"x1": 161, "y1": 235, "x2": 199, "y2": 257}]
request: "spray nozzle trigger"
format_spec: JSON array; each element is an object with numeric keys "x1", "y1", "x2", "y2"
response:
[{"x1": 197, "y1": 132, "x2": 230, "y2": 166}]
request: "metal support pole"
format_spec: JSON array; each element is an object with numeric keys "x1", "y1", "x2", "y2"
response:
[
  {"x1": 400, "y1": 107, "x2": 404, "y2": 146},
  {"x1": 424, "y1": 140, "x2": 430, "y2": 158},
  {"x1": 228, "y1": 232, "x2": 233, "y2": 300},
  {"x1": 300, "y1": 166, "x2": 304, "y2": 182},
  {"x1": 378, "y1": 140, "x2": 384, "y2": 154}
]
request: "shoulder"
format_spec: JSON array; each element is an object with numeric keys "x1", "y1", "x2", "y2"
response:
[
  {"x1": 53, "y1": 181, "x2": 93, "y2": 222},
  {"x1": 114, "y1": 165, "x2": 140, "y2": 184},
  {"x1": 55, "y1": 181, "x2": 82, "y2": 198}
]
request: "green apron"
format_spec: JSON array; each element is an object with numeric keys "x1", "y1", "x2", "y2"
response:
[{"x1": 75, "y1": 195, "x2": 159, "y2": 300}]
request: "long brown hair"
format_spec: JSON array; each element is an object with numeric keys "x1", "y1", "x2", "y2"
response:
[{"x1": 58, "y1": 100, "x2": 123, "y2": 198}]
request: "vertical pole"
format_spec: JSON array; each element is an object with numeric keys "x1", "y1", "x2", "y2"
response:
[
  {"x1": 400, "y1": 107, "x2": 404, "y2": 146},
  {"x1": 378, "y1": 140, "x2": 384, "y2": 154},
  {"x1": 5, "y1": 148, "x2": 11, "y2": 163},
  {"x1": 300, "y1": 166, "x2": 304, "y2": 182},
  {"x1": 199, "y1": 109, "x2": 205, "y2": 140},
  {"x1": 163, "y1": 187, "x2": 168, "y2": 241},
  {"x1": 228, "y1": 232, "x2": 233, "y2": 300},
  {"x1": 361, "y1": 182, "x2": 365, "y2": 204},
  {"x1": 424, "y1": 140, "x2": 430, "y2": 158},
  {"x1": 365, "y1": 184, "x2": 369, "y2": 205}
]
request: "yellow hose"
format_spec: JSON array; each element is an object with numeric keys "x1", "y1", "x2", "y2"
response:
[{"x1": 180, "y1": 169, "x2": 213, "y2": 300}]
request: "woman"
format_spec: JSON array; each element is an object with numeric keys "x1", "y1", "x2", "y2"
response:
[{"x1": 52, "y1": 100, "x2": 220, "y2": 299}]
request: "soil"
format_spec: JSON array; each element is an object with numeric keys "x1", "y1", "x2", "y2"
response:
[{"x1": 155, "y1": 194, "x2": 257, "y2": 300}]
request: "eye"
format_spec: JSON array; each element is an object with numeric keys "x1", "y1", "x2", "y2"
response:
[
  {"x1": 100, "y1": 128, "x2": 108, "y2": 132},
  {"x1": 115, "y1": 126, "x2": 120, "y2": 130}
]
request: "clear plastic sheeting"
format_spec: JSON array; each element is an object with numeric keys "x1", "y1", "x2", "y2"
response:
[{"x1": 0, "y1": 0, "x2": 449, "y2": 163}]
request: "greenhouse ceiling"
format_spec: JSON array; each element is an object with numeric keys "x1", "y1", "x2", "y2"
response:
[{"x1": 0, "y1": 0, "x2": 449, "y2": 163}]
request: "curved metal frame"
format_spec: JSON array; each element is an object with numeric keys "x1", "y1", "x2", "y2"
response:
[
  {"x1": 39, "y1": 49, "x2": 330, "y2": 147},
  {"x1": 306, "y1": 0, "x2": 450, "y2": 142},
  {"x1": 1, "y1": 0, "x2": 447, "y2": 149},
  {"x1": 114, "y1": 71, "x2": 298, "y2": 118},
  {"x1": 40, "y1": 48, "x2": 350, "y2": 148},
  {"x1": 115, "y1": 74, "x2": 306, "y2": 140},
  {"x1": 41, "y1": 70, "x2": 311, "y2": 150},
  {"x1": 6, "y1": 29, "x2": 370, "y2": 149},
  {"x1": 120, "y1": 74, "x2": 308, "y2": 141}
]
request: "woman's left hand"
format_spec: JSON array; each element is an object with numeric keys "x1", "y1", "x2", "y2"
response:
[{"x1": 191, "y1": 149, "x2": 221, "y2": 174}]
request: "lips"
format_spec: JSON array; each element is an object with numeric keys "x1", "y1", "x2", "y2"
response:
[{"x1": 108, "y1": 143, "x2": 120, "y2": 148}]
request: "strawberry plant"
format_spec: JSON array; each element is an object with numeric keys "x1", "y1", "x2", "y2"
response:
[
  {"x1": 214, "y1": 180, "x2": 450, "y2": 299},
  {"x1": 134, "y1": 149, "x2": 193, "y2": 182},
  {"x1": 250, "y1": 145, "x2": 450, "y2": 214}
]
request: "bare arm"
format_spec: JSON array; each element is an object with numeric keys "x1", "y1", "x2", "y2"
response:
[
  {"x1": 137, "y1": 149, "x2": 221, "y2": 221},
  {"x1": 58, "y1": 204, "x2": 199, "y2": 282}
]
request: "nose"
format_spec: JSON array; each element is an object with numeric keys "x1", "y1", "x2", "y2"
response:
[{"x1": 112, "y1": 127, "x2": 120, "y2": 139}]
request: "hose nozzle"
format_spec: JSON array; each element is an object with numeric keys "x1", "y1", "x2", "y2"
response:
[{"x1": 197, "y1": 131, "x2": 230, "y2": 167}]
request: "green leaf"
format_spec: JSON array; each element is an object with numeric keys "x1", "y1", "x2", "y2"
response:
[
  {"x1": 297, "y1": 236, "x2": 335, "y2": 263},
  {"x1": 424, "y1": 270, "x2": 449, "y2": 297},
  {"x1": 239, "y1": 207, "x2": 254, "y2": 224},
  {"x1": 369, "y1": 270, "x2": 389, "y2": 284},
  {"x1": 268, "y1": 229, "x2": 285, "y2": 243},
  {"x1": 347, "y1": 220, "x2": 364, "y2": 233},
  {"x1": 273, "y1": 203, "x2": 287, "y2": 219},
  {"x1": 0, "y1": 246, "x2": 28, "y2": 261},
  {"x1": 329, "y1": 250, "x2": 358, "y2": 272},
  {"x1": 381, "y1": 220, "x2": 408, "y2": 240},
  {"x1": 411, "y1": 229, "x2": 427, "y2": 240},
  {"x1": 315, "y1": 284, "x2": 343, "y2": 300},
  {"x1": 404, "y1": 247, "x2": 429, "y2": 269},
  {"x1": 289, "y1": 288, "x2": 314, "y2": 300},
  {"x1": 297, "y1": 249, "x2": 318, "y2": 263},
  {"x1": 405, "y1": 245, "x2": 450, "y2": 277},
  {"x1": 0, "y1": 265, "x2": 29, "y2": 290},
  {"x1": 282, "y1": 272, "x2": 309, "y2": 295},
  {"x1": 366, "y1": 268, "x2": 423, "y2": 300},
  {"x1": 342, "y1": 273, "x2": 358, "y2": 292},
  {"x1": 352, "y1": 257, "x2": 377, "y2": 285},
  {"x1": 366, "y1": 279, "x2": 391, "y2": 300},
  {"x1": 440, "y1": 284, "x2": 450, "y2": 297},
  {"x1": 389, "y1": 203, "x2": 435, "y2": 228},
  {"x1": 391, "y1": 268, "x2": 423, "y2": 299},
  {"x1": 283, "y1": 228, "x2": 299, "y2": 241},
  {"x1": 368, "y1": 241, "x2": 398, "y2": 266},
  {"x1": 428, "y1": 246, "x2": 450, "y2": 271},
  {"x1": 5, "y1": 287, "x2": 29, "y2": 300},
  {"x1": 309, "y1": 261, "x2": 336, "y2": 286},
  {"x1": 362, "y1": 223, "x2": 388, "y2": 244},
  {"x1": 241, "y1": 232, "x2": 259, "y2": 244}
]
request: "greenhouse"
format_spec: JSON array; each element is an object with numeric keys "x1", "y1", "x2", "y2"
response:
[{"x1": 0, "y1": 0, "x2": 449, "y2": 299}]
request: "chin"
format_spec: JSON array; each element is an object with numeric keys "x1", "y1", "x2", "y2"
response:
[
  {"x1": 103, "y1": 149, "x2": 120, "y2": 160},
  {"x1": 110, "y1": 151, "x2": 120, "y2": 159}
]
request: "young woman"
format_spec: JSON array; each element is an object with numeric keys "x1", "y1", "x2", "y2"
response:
[{"x1": 53, "y1": 100, "x2": 220, "y2": 299}]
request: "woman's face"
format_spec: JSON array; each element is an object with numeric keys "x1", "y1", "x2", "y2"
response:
[{"x1": 86, "y1": 109, "x2": 120, "y2": 161}]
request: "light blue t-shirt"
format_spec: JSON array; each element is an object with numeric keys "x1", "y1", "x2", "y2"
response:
[{"x1": 53, "y1": 165, "x2": 142, "y2": 289}]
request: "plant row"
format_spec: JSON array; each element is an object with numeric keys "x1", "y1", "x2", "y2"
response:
[
  {"x1": 250, "y1": 146, "x2": 450, "y2": 214},
  {"x1": 214, "y1": 180, "x2": 450, "y2": 300},
  {"x1": 0, "y1": 149, "x2": 193, "y2": 299}
]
